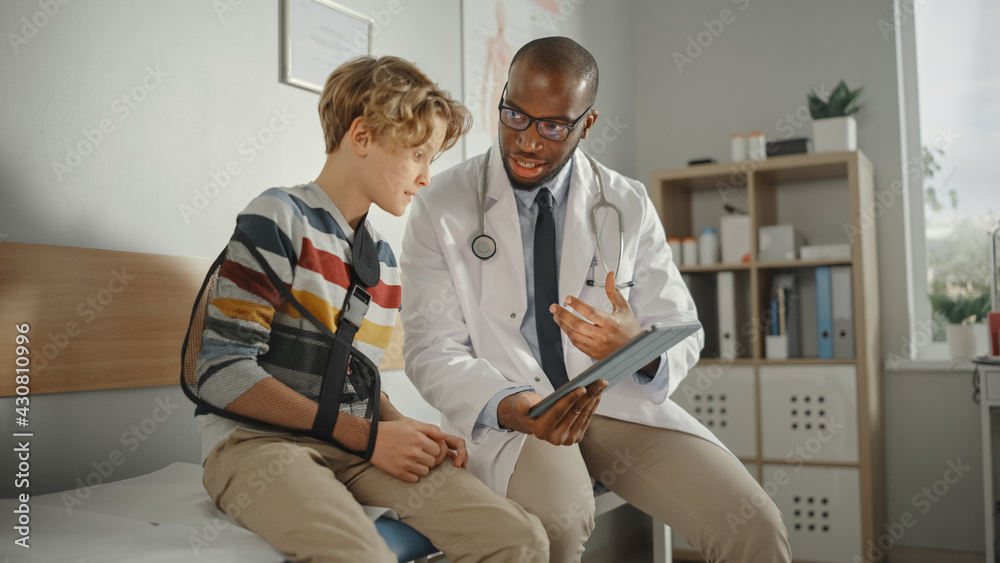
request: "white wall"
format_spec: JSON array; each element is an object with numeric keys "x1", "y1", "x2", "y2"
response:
[
  {"x1": 632, "y1": 0, "x2": 911, "y2": 352},
  {"x1": 0, "y1": 0, "x2": 636, "y2": 498},
  {"x1": 629, "y1": 0, "x2": 981, "y2": 555},
  {"x1": 0, "y1": 0, "x2": 984, "y2": 557},
  {"x1": 883, "y1": 368, "x2": 984, "y2": 552},
  {"x1": 0, "y1": 0, "x2": 464, "y2": 499}
]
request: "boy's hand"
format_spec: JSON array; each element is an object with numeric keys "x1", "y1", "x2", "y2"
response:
[
  {"x1": 371, "y1": 419, "x2": 442, "y2": 482},
  {"x1": 436, "y1": 433, "x2": 469, "y2": 469},
  {"x1": 496, "y1": 379, "x2": 608, "y2": 445},
  {"x1": 371, "y1": 419, "x2": 467, "y2": 482}
]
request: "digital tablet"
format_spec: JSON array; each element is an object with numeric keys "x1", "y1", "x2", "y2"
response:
[{"x1": 527, "y1": 320, "x2": 702, "y2": 418}]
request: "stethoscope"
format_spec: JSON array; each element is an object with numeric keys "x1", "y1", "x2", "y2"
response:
[{"x1": 471, "y1": 149, "x2": 634, "y2": 288}]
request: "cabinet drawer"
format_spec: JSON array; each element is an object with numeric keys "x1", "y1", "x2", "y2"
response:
[
  {"x1": 760, "y1": 365, "x2": 859, "y2": 463},
  {"x1": 673, "y1": 366, "x2": 756, "y2": 458},
  {"x1": 763, "y1": 464, "x2": 862, "y2": 562},
  {"x1": 985, "y1": 369, "x2": 1000, "y2": 402}
]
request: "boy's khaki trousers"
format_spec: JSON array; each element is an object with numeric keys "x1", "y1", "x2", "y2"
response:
[{"x1": 203, "y1": 428, "x2": 549, "y2": 563}]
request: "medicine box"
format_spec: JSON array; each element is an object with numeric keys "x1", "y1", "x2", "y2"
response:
[
  {"x1": 720, "y1": 215, "x2": 751, "y2": 264},
  {"x1": 800, "y1": 244, "x2": 851, "y2": 261},
  {"x1": 758, "y1": 225, "x2": 805, "y2": 262}
]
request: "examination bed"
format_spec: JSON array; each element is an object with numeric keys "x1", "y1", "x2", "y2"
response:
[{"x1": 0, "y1": 240, "x2": 670, "y2": 562}]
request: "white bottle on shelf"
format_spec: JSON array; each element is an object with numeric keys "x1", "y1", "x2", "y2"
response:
[
  {"x1": 748, "y1": 131, "x2": 767, "y2": 161},
  {"x1": 699, "y1": 227, "x2": 719, "y2": 265},
  {"x1": 730, "y1": 133, "x2": 747, "y2": 162},
  {"x1": 667, "y1": 237, "x2": 683, "y2": 261},
  {"x1": 682, "y1": 237, "x2": 698, "y2": 266}
]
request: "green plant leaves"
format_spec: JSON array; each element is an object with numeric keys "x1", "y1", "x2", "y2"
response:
[
  {"x1": 929, "y1": 290, "x2": 991, "y2": 324},
  {"x1": 807, "y1": 79, "x2": 864, "y2": 119},
  {"x1": 808, "y1": 90, "x2": 826, "y2": 119}
]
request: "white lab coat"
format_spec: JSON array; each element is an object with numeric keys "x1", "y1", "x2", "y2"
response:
[{"x1": 401, "y1": 143, "x2": 727, "y2": 496}]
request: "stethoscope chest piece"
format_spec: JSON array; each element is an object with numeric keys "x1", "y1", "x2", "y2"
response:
[{"x1": 472, "y1": 234, "x2": 497, "y2": 260}]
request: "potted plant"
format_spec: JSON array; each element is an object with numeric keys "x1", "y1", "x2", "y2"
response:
[
  {"x1": 808, "y1": 79, "x2": 863, "y2": 153},
  {"x1": 929, "y1": 289, "x2": 991, "y2": 358}
]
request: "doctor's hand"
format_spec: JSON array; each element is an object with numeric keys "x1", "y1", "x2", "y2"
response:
[
  {"x1": 550, "y1": 270, "x2": 643, "y2": 361},
  {"x1": 496, "y1": 380, "x2": 608, "y2": 446}
]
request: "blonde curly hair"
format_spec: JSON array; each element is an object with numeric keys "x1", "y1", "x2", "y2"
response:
[{"x1": 318, "y1": 56, "x2": 471, "y2": 155}]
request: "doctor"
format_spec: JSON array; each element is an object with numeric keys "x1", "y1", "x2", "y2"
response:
[{"x1": 402, "y1": 37, "x2": 790, "y2": 562}]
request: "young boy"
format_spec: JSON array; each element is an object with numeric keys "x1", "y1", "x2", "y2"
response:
[{"x1": 185, "y1": 56, "x2": 549, "y2": 562}]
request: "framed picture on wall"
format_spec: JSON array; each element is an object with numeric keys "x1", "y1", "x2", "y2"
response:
[
  {"x1": 461, "y1": 0, "x2": 559, "y2": 158},
  {"x1": 281, "y1": 0, "x2": 373, "y2": 94}
]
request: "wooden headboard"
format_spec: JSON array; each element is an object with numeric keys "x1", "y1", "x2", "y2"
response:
[{"x1": 0, "y1": 242, "x2": 405, "y2": 397}]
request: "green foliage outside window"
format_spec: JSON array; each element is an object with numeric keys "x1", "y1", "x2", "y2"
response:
[{"x1": 924, "y1": 144, "x2": 994, "y2": 338}]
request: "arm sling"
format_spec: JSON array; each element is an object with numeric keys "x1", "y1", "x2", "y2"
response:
[{"x1": 180, "y1": 216, "x2": 384, "y2": 459}]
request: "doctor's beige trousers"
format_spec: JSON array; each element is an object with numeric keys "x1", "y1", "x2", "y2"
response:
[{"x1": 507, "y1": 415, "x2": 793, "y2": 562}]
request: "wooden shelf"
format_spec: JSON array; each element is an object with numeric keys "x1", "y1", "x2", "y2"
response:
[
  {"x1": 681, "y1": 258, "x2": 853, "y2": 273},
  {"x1": 759, "y1": 459, "x2": 860, "y2": 469},
  {"x1": 653, "y1": 150, "x2": 884, "y2": 562},
  {"x1": 695, "y1": 357, "x2": 755, "y2": 366},
  {"x1": 678, "y1": 263, "x2": 751, "y2": 273},
  {"x1": 757, "y1": 358, "x2": 856, "y2": 366},
  {"x1": 651, "y1": 151, "x2": 868, "y2": 186},
  {"x1": 756, "y1": 258, "x2": 852, "y2": 270}
]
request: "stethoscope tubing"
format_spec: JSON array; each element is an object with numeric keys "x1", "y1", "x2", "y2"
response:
[{"x1": 472, "y1": 147, "x2": 629, "y2": 287}]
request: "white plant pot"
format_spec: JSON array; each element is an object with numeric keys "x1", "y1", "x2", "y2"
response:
[
  {"x1": 812, "y1": 116, "x2": 857, "y2": 153},
  {"x1": 946, "y1": 323, "x2": 976, "y2": 359},
  {"x1": 975, "y1": 320, "x2": 990, "y2": 356}
]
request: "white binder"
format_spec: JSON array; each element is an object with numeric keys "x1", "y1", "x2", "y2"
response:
[
  {"x1": 831, "y1": 265, "x2": 855, "y2": 359},
  {"x1": 717, "y1": 271, "x2": 746, "y2": 360}
]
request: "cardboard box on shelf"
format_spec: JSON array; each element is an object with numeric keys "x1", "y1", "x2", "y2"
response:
[
  {"x1": 721, "y1": 215, "x2": 751, "y2": 264},
  {"x1": 758, "y1": 225, "x2": 805, "y2": 262}
]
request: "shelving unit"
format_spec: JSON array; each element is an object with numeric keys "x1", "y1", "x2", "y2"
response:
[{"x1": 650, "y1": 151, "x2": 884, "y2": 562}]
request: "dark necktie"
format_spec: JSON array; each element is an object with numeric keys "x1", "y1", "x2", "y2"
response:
[{"x1": 534, "y1": 188, "x2": 569, "y2": 388}]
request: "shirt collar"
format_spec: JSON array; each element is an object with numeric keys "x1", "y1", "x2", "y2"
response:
[{"x1": 512, "y1": 156, "x2": 574, "y2": 210}]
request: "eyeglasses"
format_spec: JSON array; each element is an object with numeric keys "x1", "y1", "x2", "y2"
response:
[{"x1": 497, "y1": 83, "x2": 592, "y2": 142}]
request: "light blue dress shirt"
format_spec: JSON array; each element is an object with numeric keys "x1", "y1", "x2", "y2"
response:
[{"x1": 474, "y1": 157, "x2": 666, "y2": 432}]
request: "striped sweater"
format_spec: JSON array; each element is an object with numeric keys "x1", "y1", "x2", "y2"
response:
[{"x1": 193, "y1": 183, "x2": 400, "y2": 456}]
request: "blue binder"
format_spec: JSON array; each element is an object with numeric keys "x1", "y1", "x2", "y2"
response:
[{"x1": 816, "y1": 267, "x2": 834, "y2": 359}]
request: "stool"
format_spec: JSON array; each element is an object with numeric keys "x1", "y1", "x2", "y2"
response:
[
  {"x1": 375, "y1": 516, "x2": 438, "y2": 563},
  {"x1": 374, "y1": 485, "x2": 673, "y2": 563},
  {"x1": 594, "y1": 481, "x2": 673, "y2": 563}
]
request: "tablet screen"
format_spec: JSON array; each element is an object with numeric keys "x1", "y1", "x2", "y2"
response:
[{"x1": 527, "y1": 320, "x2": 702, "y2": 418}]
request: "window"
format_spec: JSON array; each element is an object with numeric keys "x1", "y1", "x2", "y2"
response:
[{"x1": 916, "y1": 0, "x2": 999, "y2": 345}]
